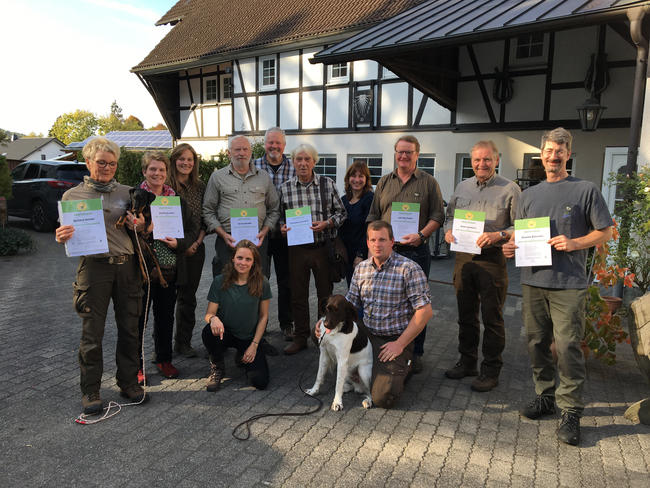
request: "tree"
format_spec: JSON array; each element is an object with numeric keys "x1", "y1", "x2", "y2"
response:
[
  {"x1": 0, "y1": 128, "x2": 9, "y2": 146},
  {"x1": 110, "y1": 100, "x2": 123, "y2": 119},
  {"x1": 123, "y1": 115, "x2": 144, "y2": 131},
  {"x1": 24, "y1": 132, "x2": 44, "y2": 138},
  {"x1": 148, "y1": 123, "x2": 167, "y2": 131},
  {"x1": 49, "y1": 110, "x2": 98, "y2": 145},
  {"x1": 97, "y1": 113, "x2": 122, "y2": 135}
]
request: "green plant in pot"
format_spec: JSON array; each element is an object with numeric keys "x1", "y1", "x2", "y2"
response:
[{"x1": 584, "y1": 220, "x2": 634, "y2": 365}]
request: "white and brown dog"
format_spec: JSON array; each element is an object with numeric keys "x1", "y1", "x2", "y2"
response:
[{"x1": 306, "y1": 295, "x2": 373, "y2": 411}]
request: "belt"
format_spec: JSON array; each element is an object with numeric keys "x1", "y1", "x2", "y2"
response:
[{"x1": 88, "y1": 254, "x2": 131, "y2": 265}]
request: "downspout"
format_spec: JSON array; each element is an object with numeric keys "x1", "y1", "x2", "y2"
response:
[{"x1": 626, "y1": 6, "x2": 650, "y2": 176}]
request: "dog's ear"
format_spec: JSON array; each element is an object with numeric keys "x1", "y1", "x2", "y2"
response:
[
  {"x1": 129, "y1": 187, "x2": 137, "y2": 197},
  {"x1": 341, "y1": 298, "x2": 357, "y2": 334},
  {"x1": 145, "y1": 191, "x2": 156, "y2": 205}
]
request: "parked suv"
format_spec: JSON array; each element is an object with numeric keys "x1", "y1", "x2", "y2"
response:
[{"x1": 8, "y1": 160, "x2": 89, "y2": 231}]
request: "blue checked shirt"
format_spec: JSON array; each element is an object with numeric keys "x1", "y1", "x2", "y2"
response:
[
  {"x1": 346, "y1": 251, "x2": 431, "y2": 336},
  {"x1": 254, "y1": 155, "x2": 295, "y2": 193}
]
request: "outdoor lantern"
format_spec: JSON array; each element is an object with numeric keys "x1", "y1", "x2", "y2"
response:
[{"x1": 576, "y1": 97, "x2": 606, "y2": 131}]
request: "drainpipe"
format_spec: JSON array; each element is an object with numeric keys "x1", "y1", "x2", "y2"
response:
[{"x1": 626, "y1": 6, "x2": 650, "y2": 176}]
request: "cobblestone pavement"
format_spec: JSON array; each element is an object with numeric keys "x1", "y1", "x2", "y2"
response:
[{"x1": 1, "y1": 219, "x2": 649, "y2": 487}]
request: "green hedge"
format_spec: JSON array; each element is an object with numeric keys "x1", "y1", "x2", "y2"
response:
[
  {"x1": 0, "y1": 227, "x2": 35, "y2": 256},
  {"x1": 0, "y1": 155, "x2": 11, "y2": 200}
]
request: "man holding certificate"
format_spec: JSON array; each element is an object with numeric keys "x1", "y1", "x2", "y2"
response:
[
  {"x1": 279, "y1": 143, "x2": 347, "y2": 355},
  {"x1": 55, "y1": 137, "x2": 148, "y2": 415},
  {"x1": 443, "y1": 141, "x2": 520, "y2": 392},
  {"x1": 367, "y1": 135, "x2": 444, "y2": 373},
  {"x1": 502, "y1": 128, "x2": 613, "y2": 446},
  {"x1": 202, "y1": 135, "x2": 280, "y2": 278}
]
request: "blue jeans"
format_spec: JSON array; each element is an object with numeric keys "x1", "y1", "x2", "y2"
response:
[{"x1": 394, "y1": 242, "x2": 430, "y2": 356}]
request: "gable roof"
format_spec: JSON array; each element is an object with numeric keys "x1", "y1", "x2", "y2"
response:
[
  {"x1": 314, "y1": 0, "x2": 650, "y2": 63},
  {"x1": 133, "y1": 0, "x2": 427, "y2": 72},
  {"x1": 2, "y1": 137, "x2": 64, "y2": 161}
]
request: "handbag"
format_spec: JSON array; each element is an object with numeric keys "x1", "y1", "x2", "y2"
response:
[{"x1": 319, "y1": 177, "x2": 348, "y2": 283}]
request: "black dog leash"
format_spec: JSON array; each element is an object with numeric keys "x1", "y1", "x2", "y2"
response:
[{"x1": 231, "y1": 361, "x2": 323, "y2": 441}]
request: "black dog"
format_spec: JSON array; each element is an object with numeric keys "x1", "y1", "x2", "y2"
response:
[{"x1": 116, "y1": 188, "x2": 168, "y2": 288}]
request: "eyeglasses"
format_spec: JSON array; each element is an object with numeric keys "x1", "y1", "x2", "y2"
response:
[
  {"x1": 542, "y1": 149, "x2": 567, "y2": 157},
  {"x1": 94, "y1": 160, "x2": 117, "y2": 168},
  {"x1": 395, "y1": 150, "x2": 416, "y2": 157}
]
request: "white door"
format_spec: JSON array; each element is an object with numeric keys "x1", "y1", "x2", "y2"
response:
[{"x1": 602, "y1": 147, "x2": 628, "y2": 216}]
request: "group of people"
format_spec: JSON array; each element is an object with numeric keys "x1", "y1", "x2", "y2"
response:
[{"x1": 55, "y1": 125, "x2": 612, "y2": 447}]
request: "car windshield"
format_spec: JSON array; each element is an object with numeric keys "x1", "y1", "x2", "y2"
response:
[{"x1": 44, "y1": 165, "x2": 89, "y2": 181}]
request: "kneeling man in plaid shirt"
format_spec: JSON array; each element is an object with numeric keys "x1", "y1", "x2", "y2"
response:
[{"x1": 347, "y1": 220, "x2": 432, "y2": 408}]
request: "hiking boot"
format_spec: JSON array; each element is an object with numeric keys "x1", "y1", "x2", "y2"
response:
[
  {"x1": 137, "y1": 369, "x2": 145, "y2": 385},
  {"x1": 520, "y1": 395, "x2": 556, "y2": 419},
  {"x1": 444, "y1": 361, "x2": 478, "y2": 379},
  {"x1": 470, "y1": 374, "x2": 499, "y2": 392},
  {"x1": 206, "y1": 360, "x2": 225, "y2": 392},
  {"x1": 156, "y1": 362, "x2": 179, "y2": 379},
  {"x1": 120, "y1": 384, "x2": 149, "y2": 404},
  {"x1": 261, "y1": 339, "x2": 279, "y2": 356},
  {"x1": 284, "y1": 339, "x2": 307, "y2": 355},
  {"x1": 280, "y1": 323, "x2": 294, "y2": 342},
  {"x1": 557, "y1": 411, "x2": 580, "y2": 446},
  {"x1": 174, "y1": 343, "x2": 198, "y2": 358},
  {"x1": 411, "y1": 355, "x2": 424, "y2": 374},
  {"x1": 81, "y1": 392, "x2": 103, "y2": 415}
]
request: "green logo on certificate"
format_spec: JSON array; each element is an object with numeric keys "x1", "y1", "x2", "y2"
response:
[{"x1": 230, "y1": 208, "x2": 258, "y2": 218}]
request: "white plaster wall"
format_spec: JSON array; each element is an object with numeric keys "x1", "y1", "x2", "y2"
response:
[
  {"x1": 413, "y1": 89, "x2": 451, "y2": 125},
  {"x1": 353, "y1": 60, "x2": 378, "y2": 81},
  {"x1": 506, "y1": 75, "x2": 545, "y2": 121},
  {"x1": 179, "y1": 80, "x2": 191, "y2": 106},
  {"x1": 456, "y1": 81, "x2": 494, "y2": 124},
  {"x1": 303, "y1": 48, "x2": 324, "y2": 87},
  {"x1": 179, "y1": 109, "x2": 199, "y2": 138},
  {"x1": 601, "y1": 67, "x2": 635, "y2": 118},
  {"x1": 202, "y1": 106, "x2": 219, "y2": 137},
  {"x1": 188, "y1": 78, "x2": 200, "y2": 104},
  {"x1": 638, "y1": 63, "x2": 650, "y2": 168},
  {"x1": 258, "y1": 94, "x2": 277, "y2": 131},
  {"x1": 381, "y1": 83, "x2": 408, "y2": 126},
  {"x1": 552, "y1": 27, "x2": 597, "y2": 83},
  {"x1": 233, "y1": 97, "x2": 256, "y2": 132},
  {"x1": 220, "y1": 105, "x2": 232, "y2": 136},
  {"x1": 302, "y1": 90, "x2": 323, "y2": 129},
  {"x1": 236, "y1": 58, "x2": 256, "y2": 93},
  {"x1": 280, "y1": 51, "x2": 300, "y2": 89},
  {"x1": 178, "y1": 139, "x2": 229, "y2": 161},
  {"x1": 280, "y1": 93, "x2": 299, "y2": 129},
  {"x1": 549, "y1": 88, "x2": 585, "y2": 119},
  {"x1": 326, "y1": 88, "x2": 348, "y2": 128},
  {"x1": 30, "y1": 141, "x2": 64, "y2": 160}
]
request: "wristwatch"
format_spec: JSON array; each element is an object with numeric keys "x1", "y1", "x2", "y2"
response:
[
  {"x1": 417, "y1": 231, "x2": 426, "y2": 242},
  {"x1": 499, "y1": 231, "x2": 508, "y2": 241}
]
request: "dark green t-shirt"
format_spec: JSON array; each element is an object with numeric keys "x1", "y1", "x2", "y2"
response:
[{"x1": 207, "y1": 275, "x2": 272, "y2": 339}]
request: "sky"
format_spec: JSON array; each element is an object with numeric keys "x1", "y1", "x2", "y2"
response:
[{"x1": 0, "y1": 0, "x2": 178, "y2": 136}]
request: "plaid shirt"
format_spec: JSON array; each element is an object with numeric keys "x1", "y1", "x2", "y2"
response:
[
  {"x1": 346, "y1": 252, "x2": 430, "y2": 336},
  {"x1": 254, "y1": 155, "x2": 295, "y2": 192},
  {"x1": 279, "y1": 172, "x2": 347, "y2": 244}
]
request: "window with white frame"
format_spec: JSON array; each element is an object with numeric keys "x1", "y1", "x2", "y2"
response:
[
  {"x1": 456, "y1": 152, "x2": 503, "y2": 184},
  {"x1": 315, "y1": 155, "x2": 337, "y2": 181},
  {"x1": 328, "y1": 63, "x2": 349, "y2": 83},
  {"x1": 350, "y1": 155, "x2": 383, "y2": 186},
  {"x1": 417, "y1": 154, "x2": 435, "y2": 177},
  {"x1": 221, "y1": 75, "x2": 233, "y2": 100},
  {"x1": 205, "y1": 78, "x2": 217, "y2": 102},
  {"x1": 261, "y1": 56, "x2": 276, "y2": 89},
  {"x1": 516, "y1": 32, "x2": 545, "y2": 59}
]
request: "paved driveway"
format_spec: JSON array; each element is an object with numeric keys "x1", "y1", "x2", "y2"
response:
[{"x1": 0, "y1": 220, "x2": 648, "y2": 487}]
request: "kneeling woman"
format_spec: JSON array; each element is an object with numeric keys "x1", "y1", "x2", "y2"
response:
[{"x1": 203, "y1": 240, "x2": 271, "y2": 391}]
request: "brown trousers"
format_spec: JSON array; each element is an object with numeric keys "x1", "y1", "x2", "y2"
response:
[
  {"x1": 288, "y1": 244, "x2": 332, "y2": 341},
  {"x1": 367, "y1": 331, "x2": 414, "y2": 409}
]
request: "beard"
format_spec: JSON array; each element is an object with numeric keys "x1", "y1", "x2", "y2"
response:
[{"x1": 546, "y1": 159, "x2": 563, "y2": 173}]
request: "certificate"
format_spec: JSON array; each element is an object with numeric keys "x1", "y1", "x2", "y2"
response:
[
  {"x1": 286, "y1": 206, "x2": 314, "y2": 246},
  {"x1": 450, "y1": 208, "x2": 485, "y2": 254},
  {"x1": 391, "y1": 202, "x2": 419, "y2": 242},
  {"x1": 230, "y1": 208, "x2": 259, "y2": 245},
  {"x1": 151, "y1": 196, "x2": 184, "y2": 240},
  {"x1": 514, "y1": 217, "x2": 552, "y2": 267},
  {"x1": 58, "y1": 198, "x2": 109, "y2": 257}
]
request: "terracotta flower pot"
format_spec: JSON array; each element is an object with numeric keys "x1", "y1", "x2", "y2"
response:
[{"x1": 602, "y1": 295, "x2": 623, "y2": 314}]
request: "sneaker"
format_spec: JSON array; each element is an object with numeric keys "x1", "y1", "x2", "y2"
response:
[
  {"x1": 470, "y1": 374, "x2": 498, "y2": 392},
  {"x1": 81, "y1": 392, "x2": 103, "y2": 415},
  {"x1": 411, "y1": 355, "x2": 424, "y2": 374},
  {"x1": 206, "y1": 361, "x2": 224, "y2": 392},
  {"x1": 137, "y1": 369, "x2": 145, "y2": 385},
  {"x1": 156, "y1": 362, "x2": 179, "y2": 379},
  {"x1": 444, "y1": 361, "x2": 479, "y2": 379},
  {"x1": 174, "y1": 343, "x2": 198, "y2": 358},
  {"x1": 557, "y1": 411, "x2": 580, "y2": 446},
  {"x1": 120, "y1": 384, "x2": 149, "y2": 404},
  {"x1": 520, "y1": 395, "x2": 556, "y2": 419}
]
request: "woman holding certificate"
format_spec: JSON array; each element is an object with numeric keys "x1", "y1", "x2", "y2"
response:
[
  {"x1": 202, "y1": 240, "x2": 271, "y2": 392},
  {"x1": 137, "y1": 151, "x2": 195, "y2": 382},
  {"x1": 340, "y1": 161, "x2": 374, "y2": 285},
  {"x1": 168, "y1": 144, "x2": 206, "y2": 358},
  {"x1": 55, "y1": 137, "x2": 148, "y2": 415}
]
